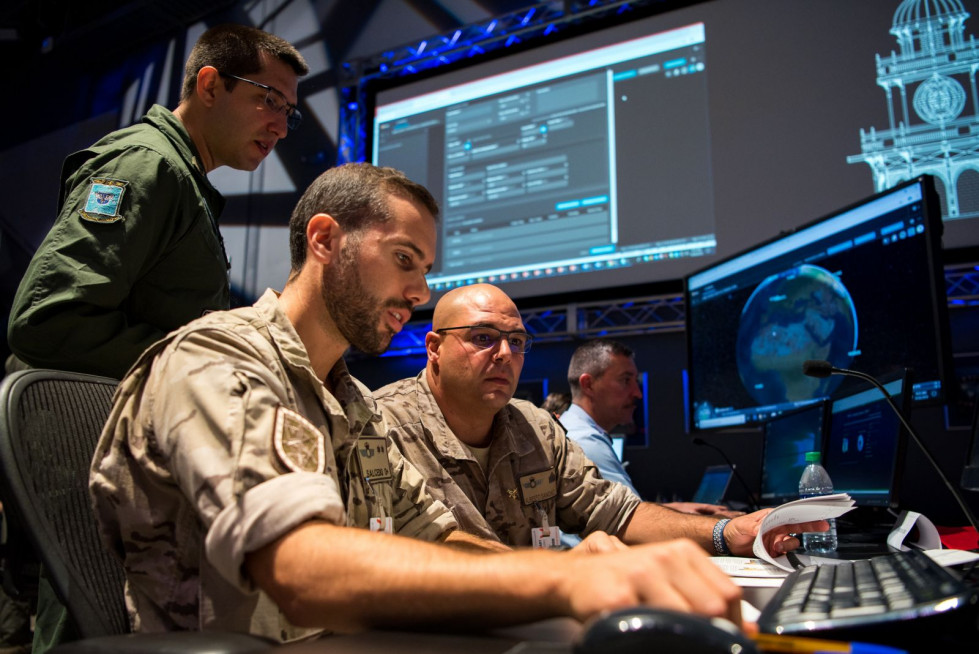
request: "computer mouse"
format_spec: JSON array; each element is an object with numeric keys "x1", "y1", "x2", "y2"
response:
[{"x1": 574, "y1": 606, "x2": 759, "y2": 654}]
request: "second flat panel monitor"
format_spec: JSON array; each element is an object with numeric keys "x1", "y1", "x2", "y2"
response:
[
  {"x1": 823, "y1": 377, "x2": 909, "y2": 508},
  {"x1": 685, "y1": 175, "x2": 950, "y2": 431},
  {"x1": 760, "y1": 403, "x2": 826, "y2": 506}
]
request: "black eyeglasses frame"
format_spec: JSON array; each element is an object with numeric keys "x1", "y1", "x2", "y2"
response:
[{"x1": 218, "y1": 71, "x2": 302, "y2": 131}]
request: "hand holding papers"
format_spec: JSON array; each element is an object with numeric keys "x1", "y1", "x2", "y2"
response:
[{"x1": 751, "y1": 493, "x2": 856, "y2": 571}]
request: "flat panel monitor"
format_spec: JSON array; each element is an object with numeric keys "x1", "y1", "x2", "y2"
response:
[
  {"x1": 372, "y1": 18, "x2": 713, "y2": 305},
  {"x1": 823, "y1": 376, "x2": 909, "y2": 508},
  {"x1": 685, "y1": 175, "x2": 951, "y2": 431},
  {"x1": 691, "y1": 464, "x2": 733, "y2": 505},
  {"x1": 362, "y1": 0, "x2": 979, "y2": 309},
  {"x1": 760, "y1": 403, "x2": 827, "y2": 507}
]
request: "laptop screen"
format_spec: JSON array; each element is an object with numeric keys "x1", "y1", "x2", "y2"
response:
[
  {"x1": 691, "y1": 464, "x2": 733, "y2": 504},
  {"x1": 823, "y1": 376, "x2": 908, "y2": 508},
  {"x1": 760, "y1": 403, "x2": 826, "y2": 506}
]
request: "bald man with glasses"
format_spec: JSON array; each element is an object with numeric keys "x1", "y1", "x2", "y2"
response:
[{"x1": 374, "y1": 283, "x2": 824, "y2": 556}]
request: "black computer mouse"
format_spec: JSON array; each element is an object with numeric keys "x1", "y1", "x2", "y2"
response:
[{"x1": 574, "y1": 607, "x2": 759, "y2": 654}]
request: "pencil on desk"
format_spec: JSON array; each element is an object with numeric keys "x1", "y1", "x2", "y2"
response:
[{"x1": 752, "y1": 632, "x2": 908, "y2": 654}]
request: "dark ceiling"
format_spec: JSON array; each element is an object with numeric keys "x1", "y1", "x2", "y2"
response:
[
  {"x1": 0, "y1": 0, "x2": 540, "y2": 68},
  {"x1": 0, "y1": 0, "x2": 241, "y2": 66}
]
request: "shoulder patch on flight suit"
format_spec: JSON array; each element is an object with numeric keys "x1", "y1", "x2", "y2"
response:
[
  {"x1": 79, "y1": 178, "x2": 127, "y2": 223},
  {"x1": 519, "y1": 468, "x2": 558, "y2": 505},
  {"x1": 273, "y1": 406, "x2": 325, "y2": 474}
]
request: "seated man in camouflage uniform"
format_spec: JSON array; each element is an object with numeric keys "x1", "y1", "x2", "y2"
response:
[
  {"x1": 375, "y1": 283, "x2": 823, "y2": 555},
  {"x1": 89, "y1": 163, "x2": 757, "y2": 640}
]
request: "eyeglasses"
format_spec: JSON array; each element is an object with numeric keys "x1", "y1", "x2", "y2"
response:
[
  {"x1": 219, "y1": 72, "x2": 302, "y2": 131},
  {"x1": 436, "y1": 325, "x2": 533, "y2": 354}
]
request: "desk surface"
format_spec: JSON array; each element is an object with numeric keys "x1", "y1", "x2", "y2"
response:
[{"x1": 274, "y1": 619, "x2": 581, "y2": 654}]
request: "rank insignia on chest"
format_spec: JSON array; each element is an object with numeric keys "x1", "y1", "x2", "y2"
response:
[
  {"x1": 356, "y1": 436, "x2": 392, "y2": 482},
  {"x1": 273, "y1": 406, "x2": 325, "y2": 474},
  {"x1": 518, "y1": 468, "x2": 557, "y2": 505},
  {"x1": 507, "y1": 488, "x2": 519, "y2": 500},
  {"x1": 80, "y1": 178, "x2": 127, "y2": 223}
]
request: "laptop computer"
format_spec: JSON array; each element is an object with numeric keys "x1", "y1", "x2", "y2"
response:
[{"x1": 691, "y1": 464, "x2": 733, "y2": 505}]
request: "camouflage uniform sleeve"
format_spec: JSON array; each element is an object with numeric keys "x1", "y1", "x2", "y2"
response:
[
  {"x1": 549, "y1": 413, "x2": 642, "y2": 537},
  {"x1": 146, "y1": 328, "x2": 347, "y2": 591},
  {"x1": 8, "y1": 147, "x2": 208, "y2": 379},
  {"x1": 385, "y1": 436, "x2": 458, "y2": 541}
]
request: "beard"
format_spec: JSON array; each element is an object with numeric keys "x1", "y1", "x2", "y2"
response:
[{"x1": 321, "y1": 242, "x2": 410, "y2": 355}]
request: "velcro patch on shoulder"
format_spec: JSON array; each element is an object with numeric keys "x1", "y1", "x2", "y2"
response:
[
  {"x1": 273, "y1": 406, "x2": 326, "y2": 474},
  {"x1": 79, "y1": 178, "x2": 127, "y2": 223}
]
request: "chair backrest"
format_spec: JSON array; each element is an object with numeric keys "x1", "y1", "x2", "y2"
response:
[{"x1": 0, "y1": 369, "x2": 129, "y2": 638}]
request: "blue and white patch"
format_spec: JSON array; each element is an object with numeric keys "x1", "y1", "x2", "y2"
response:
[{"x1": 79, "y1": 178, "x2": 127, "y2": 223}]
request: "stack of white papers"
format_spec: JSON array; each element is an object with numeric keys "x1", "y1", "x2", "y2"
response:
[{"x1": 750, "y1": 493, "x2": 856, "y2": 571}]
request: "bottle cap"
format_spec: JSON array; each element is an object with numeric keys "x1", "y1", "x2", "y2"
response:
[{"x1": 805, "y1": 451, "x2": 821, "y2": 463}]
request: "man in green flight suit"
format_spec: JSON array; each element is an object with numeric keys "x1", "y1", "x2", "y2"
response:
[{"x1": 7, "y1": 23, "x2": 307, "y2": 381}]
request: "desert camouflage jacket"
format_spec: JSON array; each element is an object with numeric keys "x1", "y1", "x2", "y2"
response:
[
  {"x1": 90, "y1": 290, "x2": 456, "y2": 641},
  {"x1": 374, "y1": 372, "x2": 641, "y2": 548}
]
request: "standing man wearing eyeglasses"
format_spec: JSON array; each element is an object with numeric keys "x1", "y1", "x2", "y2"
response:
[
  {"x1": 374, "y1": 284, "x2": 823, "y2": 554},
  {"x1": 7, "y1": 24, "x2": 308, "y2": 381}
]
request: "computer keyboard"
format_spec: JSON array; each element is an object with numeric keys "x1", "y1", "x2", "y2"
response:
[{"x1": 758, "y1": 549, "x2": 979, "y2": 646}]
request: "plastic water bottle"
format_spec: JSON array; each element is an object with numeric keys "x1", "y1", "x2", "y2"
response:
[{"x1": 798, "y1": 451, "x2": 838, "y2": 553}]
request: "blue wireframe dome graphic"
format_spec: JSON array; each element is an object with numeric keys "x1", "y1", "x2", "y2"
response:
[{"x1": 893, "y1": 0, "x2": 969, "y2": 29}]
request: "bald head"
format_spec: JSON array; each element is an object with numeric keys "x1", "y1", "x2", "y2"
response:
[
  {"x1": 426, "y1": 284, "x2": 527, "y2": 443},
  {"x1": 432, "y1": 284, "x2": 520, "y2": 331}
]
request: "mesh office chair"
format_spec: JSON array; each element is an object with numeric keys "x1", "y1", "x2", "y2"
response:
[
  {"x1": 0, "y1": 369, "x2": 128, "y2": 638},
  {"x1": 0, "y1": 369, "x2": 273, "y2": 654}
]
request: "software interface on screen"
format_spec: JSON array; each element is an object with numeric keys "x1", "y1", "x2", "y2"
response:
[
  {"x1": 760, "y1": 403, "x2": 826, "y2": 506},
  {"x1": 373, "y1": 22, "x2": 715, "y2": 295},
  {"x1": 691, "y1": 464, "x2": 733, "y2": 504},
  {"x1": 823, "y1": 378, "x2": 906, "y2": 507},
  {"x1": 685, "y1": 177, "x2": 948, "y2": 431}
]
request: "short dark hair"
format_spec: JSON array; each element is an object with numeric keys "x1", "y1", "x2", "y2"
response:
[
  {"x1": 540, "y1": 391, "x2": 572, "y2": 416},
  {"x1": 568, "y1": 339, "x2": 635, "y2": 399},
  {"x1": 288, "y1": 163, "x2": 440, "y2": 272},
  {"x1": 181, "y1": 24, "x2": 308, "y2": 101}
]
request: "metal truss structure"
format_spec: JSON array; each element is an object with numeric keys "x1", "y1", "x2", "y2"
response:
[
  {"x1": 946, "y1": 262, "x2": 979, "y2": 307},
  {"x1": 337, "y1": 0, "x2": 681, "y2": 164}
]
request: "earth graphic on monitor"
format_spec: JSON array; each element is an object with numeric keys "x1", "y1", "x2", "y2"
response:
[{"x1": 736, "y1": 264, "x2": 857, "y2": 407}]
